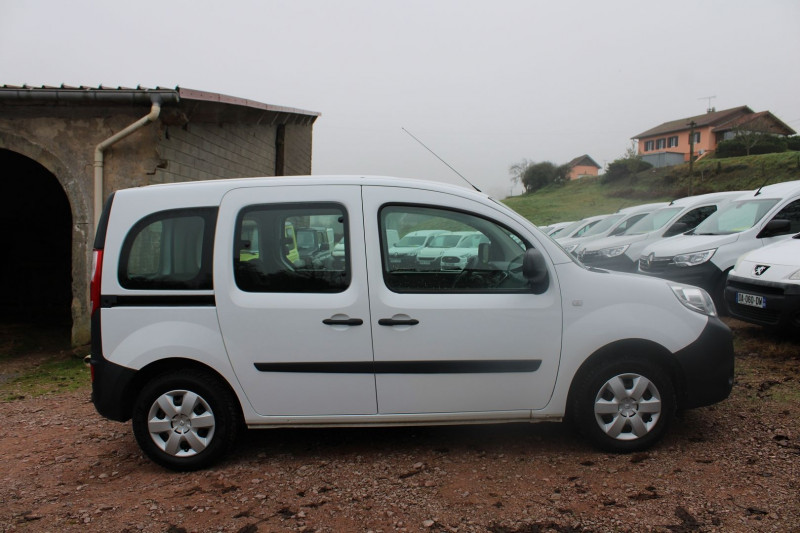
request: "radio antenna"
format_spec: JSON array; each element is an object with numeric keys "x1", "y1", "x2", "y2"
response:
[{"x1": 401, "y1": 127, "x2": 480, "y2": 192}]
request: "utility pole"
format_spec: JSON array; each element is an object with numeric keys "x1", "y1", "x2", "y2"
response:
[{"x1": 688, "y1": 120, "x2": 697, "y2": 195}]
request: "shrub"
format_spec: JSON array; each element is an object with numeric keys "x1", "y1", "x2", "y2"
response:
[
  {"x1": 601, "y1": 158, "x2": 652, "y2": 184},
  {"x1": 716, "y1": 135, "x2": 788, "y2": 158}
]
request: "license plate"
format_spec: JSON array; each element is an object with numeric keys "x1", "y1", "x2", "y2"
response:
[{"x1": 737, "y1": 292, "x2": 766, "y2": 308}]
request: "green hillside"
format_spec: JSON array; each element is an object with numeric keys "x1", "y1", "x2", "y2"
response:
[{"x1": 502, "y1": 152, "x2": 800, "y2": 226}]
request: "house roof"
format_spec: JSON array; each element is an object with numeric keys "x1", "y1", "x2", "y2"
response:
[
  {"x1": 567, "y1": 154, "x2": 600, "y2": 168},
  {"x1": 712, "y1": 110, "x2": 796, "y2": 136},
  {"x1": 633, "y1": 106, "x2": 753, "y2": 139},
  {"x1": 0, "y1": 84, "x2": 321, "y2": 120}
]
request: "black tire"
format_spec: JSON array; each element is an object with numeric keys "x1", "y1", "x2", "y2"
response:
[
  {"x1": 132, "y1": 369, "x2": 241, "y2": 471},
  {"x1": 570, "y1": 358, "x2": 675, "y2": 453}
]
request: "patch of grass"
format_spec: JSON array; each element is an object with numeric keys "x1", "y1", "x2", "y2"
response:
[
  {"x1": 502, "y1": 152, "x2": 800, "y2": 226},
  {"x1": 1, "y1": 354, "x2": 89, "y2": 401}
]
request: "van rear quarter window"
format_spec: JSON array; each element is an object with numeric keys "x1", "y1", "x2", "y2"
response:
[{"x1": 118, "y1": 208, "x2": 216, "y2": 290}]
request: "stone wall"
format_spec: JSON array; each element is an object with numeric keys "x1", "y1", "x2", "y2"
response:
[{"x1": 0, "y1": 98, "x2": 315, "y2": 345}]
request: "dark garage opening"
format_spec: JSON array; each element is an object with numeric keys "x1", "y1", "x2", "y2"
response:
[{"x1": 0, "y1": 149, "x2": 73, "y2": 333}]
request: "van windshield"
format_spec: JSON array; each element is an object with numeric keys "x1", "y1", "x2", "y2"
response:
[
  {"x1": 428, "y1": 234, "x2": 464, "y2": 248},
  {"x1": 623, "y1": 206, "x2": 683, "y2": 235},
  {"x1": 396, "y1": 236, "x2": 426, "y2": 247},
  {"x1": 691, "y1": 198, "x2": 779, "y2": 235},
  {"x1": 582, "y1": 214, "x2": 625, "y2": 237}
]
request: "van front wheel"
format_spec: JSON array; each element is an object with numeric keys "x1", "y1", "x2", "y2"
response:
[
  {"x1": 572, "y1": 359, "x2": 675, "y2": 453},
  {"x1": 132, "y1": 369, "x2": 240, "y2": 471}
]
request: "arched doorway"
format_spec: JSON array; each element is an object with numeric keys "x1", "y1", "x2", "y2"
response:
[{"x1": 0, "y1": 149, "x2": 73, "y2": 333}]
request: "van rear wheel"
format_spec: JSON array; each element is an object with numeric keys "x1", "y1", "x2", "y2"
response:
[
  {"x1": 132, "y1": 369, "x2": 241, "y2": 471},
  {"x1": 571, "y1": 359, "x2": 675, "y2": 453}
]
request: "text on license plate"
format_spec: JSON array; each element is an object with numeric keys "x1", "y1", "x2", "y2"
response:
[{"x1": 737, "y1": 292, "x2": 766, "y2": 308}]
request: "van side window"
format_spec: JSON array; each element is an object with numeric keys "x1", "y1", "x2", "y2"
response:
[
  {"x1": 771, "y1": 199, "x2": 800, "y2": 234},
  {"x1": 664, "y1": 205, "x2": 717, "y2": 237},
  {"x1": 234, "y1": 203, "x2": 348, "y2": 293},
  {"x1": 119, "y1": 208, "x2": 216, "y2": 290},
  {"x1": 380, "y1": 205, "x2": 530, "y2": 293}
]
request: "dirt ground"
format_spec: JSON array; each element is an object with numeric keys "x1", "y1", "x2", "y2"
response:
[{"x1": 1, "y1": 320, "x2": 798, "y2": 533}]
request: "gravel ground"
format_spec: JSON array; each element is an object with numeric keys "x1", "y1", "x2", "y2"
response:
[{"x1": 1, "y1": 319, "x2": 798, "y2": 533}]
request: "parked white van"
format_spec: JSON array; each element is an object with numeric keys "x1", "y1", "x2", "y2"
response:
[
  {"x1": 637, "y1": 180, "x2": 800, "y2": 307},
  {"x1": 90, "y1": 176, "x2": 733, "y2": 470},
  {"x1": 576, "y1": 191, "x2": 745, "y2": 272},
  {"x1": 558, "y1": 202, "x2": 668, "y2": 255},
  {"x1": 725, "y1": 233, "x2": 800, "y2": 329}
]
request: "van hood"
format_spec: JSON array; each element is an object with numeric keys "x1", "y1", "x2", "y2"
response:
[
  {"x1": 739, "y1": 236, "x2": 800, "y2": 266},
  {"x1": 579, "y1": 233, "x2": 649, "y2": 253},
  {"x1": 642, "y1": 234, "x2": 740, "y2": 258}
]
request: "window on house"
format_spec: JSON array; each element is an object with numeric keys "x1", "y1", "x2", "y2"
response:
[
  {"x1": 691, "y1": 132, "x2": 701, "y2": 144},
  {"x1": 656, "y1": 138, "x2": 666, "y2": 150},
  {"x1": 644, "y1": 141, "x2": 654, "y2": 151},
  {"x1": 668, "y1": 136, "x2": 679, "y2": 148}
]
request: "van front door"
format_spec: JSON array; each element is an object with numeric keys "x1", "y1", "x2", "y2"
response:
[
  {"x1": 361, "y1": 186, "x2": 563, "y2": 414},
  {"x1": 215, "y1": 186, "x2": 376, "y2": 416}
]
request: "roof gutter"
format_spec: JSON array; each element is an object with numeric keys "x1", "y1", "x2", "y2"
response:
[{"x1": 92, "y1": 95, "x2": 164, "y2": 229}]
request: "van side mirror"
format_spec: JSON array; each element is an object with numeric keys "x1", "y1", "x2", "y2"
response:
[
  {"x1": 523, "y1": 248, "x2": 549, "y2": 294},
  {"x1": 757, "y1": 219, "x2": 791, "y2": 238}
]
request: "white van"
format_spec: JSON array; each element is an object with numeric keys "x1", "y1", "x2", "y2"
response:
[
  {"x1": 558, "y1": 202, "x2": 668, "y2": 255},
  {"x1": 637, "y1": 180, "x2": 800, "y2": 307},
  {"x1": 724, "y1": 233, "x2": 800, "y2": 329},
  {"x1": 576, "y1": 191, "x2": 745, "y2": 272},
  {"x1": 553, "y1": 213, "x2": 613, "y2": 243},
  {"x1": 90, "y1": 176, "x2": 733, "y2": 470}
]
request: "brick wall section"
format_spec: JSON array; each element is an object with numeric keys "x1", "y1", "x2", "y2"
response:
[
  {"x1": 155, "y1": 122, "x2": 278, "y2": 183},
  {"x1": 283, "y1": 123, "x2": 314, "y2": 176}
]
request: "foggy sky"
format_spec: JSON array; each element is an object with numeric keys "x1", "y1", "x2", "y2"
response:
[{"x1": 2, "y1": 0, "x2": 798, "y2": 197}]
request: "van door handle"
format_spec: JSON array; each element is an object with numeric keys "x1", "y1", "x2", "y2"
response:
[
  {"x1": 378, "y1": 318, "x2": 420, "y2": 326},
  {"x1": 322, "y1": 318, "x2": 364, "y2": 326}
]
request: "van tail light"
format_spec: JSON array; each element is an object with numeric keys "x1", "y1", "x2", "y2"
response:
[{"x1": 90, "y1": 249, "x2": 104, "y2": 315}]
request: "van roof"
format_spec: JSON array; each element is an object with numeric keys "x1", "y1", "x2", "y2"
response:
[
  {"x1": 748, "y1": 179, "x2": 800, "y2": 199},
  {"x1": 667, "y1": 190, "x2": 746, "y2": 207},
  {"x1": 617, "y1": 202, "x2": 668, "y2": 214},
  {"x1": 113, "y1": 175, "x2": 493, "y2": 211}
]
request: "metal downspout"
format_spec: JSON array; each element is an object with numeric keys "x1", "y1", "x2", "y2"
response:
[{"x1": 93, "y1": 97, "x2": 162, "y2": 229}]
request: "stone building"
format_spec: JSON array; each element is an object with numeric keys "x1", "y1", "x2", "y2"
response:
[{"x1": 0, "y1": 85, "x2": 319, "y2": 345}]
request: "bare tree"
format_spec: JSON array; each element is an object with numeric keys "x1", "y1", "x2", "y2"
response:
[
  {"x1": 508, "y1": 159, "x2": 531, "y2": 191},
  {"x1": 732, "y1": 115, "x2": 778, "y2": 156}
]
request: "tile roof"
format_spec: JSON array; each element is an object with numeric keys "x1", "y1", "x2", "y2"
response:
[
  {"x1": 633, "y1": 106, "x2": 753, "y2": 139},
  {"x1": 567, "y1": 154, "x2": 600, "y2": 168}
]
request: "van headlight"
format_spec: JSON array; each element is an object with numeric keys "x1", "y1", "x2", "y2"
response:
[
  {"x1": 670, "y1": 284, "x2": 717, "y2": 316},
  {"x1": 598, "y1": 244, "x2": 629, "y2": 258},
  {"x1": 673, "y1": 249, "x2": 716, "y2": 267}
]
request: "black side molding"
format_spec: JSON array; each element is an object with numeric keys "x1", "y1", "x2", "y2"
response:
[
  {"x1": 254, "y1": 359, "x2": 542, "y2": 374},
  {"x1": 101, "y1": 295, "x2": 216, "y2": 308}
]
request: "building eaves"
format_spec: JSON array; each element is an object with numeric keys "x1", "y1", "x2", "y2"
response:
[
  {"x1": 567, "y1": 154, "x2": 600, "y2": 168},
  {"x1": 0, "y1": 84, "x2": 320, "y2": 122},
  {"x1": 632, "y1": 106, "x2": 753, "y2": 139}
]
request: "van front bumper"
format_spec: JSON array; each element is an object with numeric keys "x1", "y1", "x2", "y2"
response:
[
  {"x1": 725, "y1": 276, "x2": 800, "y2": 329},
  {"x1": 638, "y1": 260, "x2": 724, "y2": 294},
  {"x1": 673, "y1": 316, "x2": 734, "y2": 409},
  {"x1": 577, "y1": 252, "x2": 637, "y2": 273}
]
